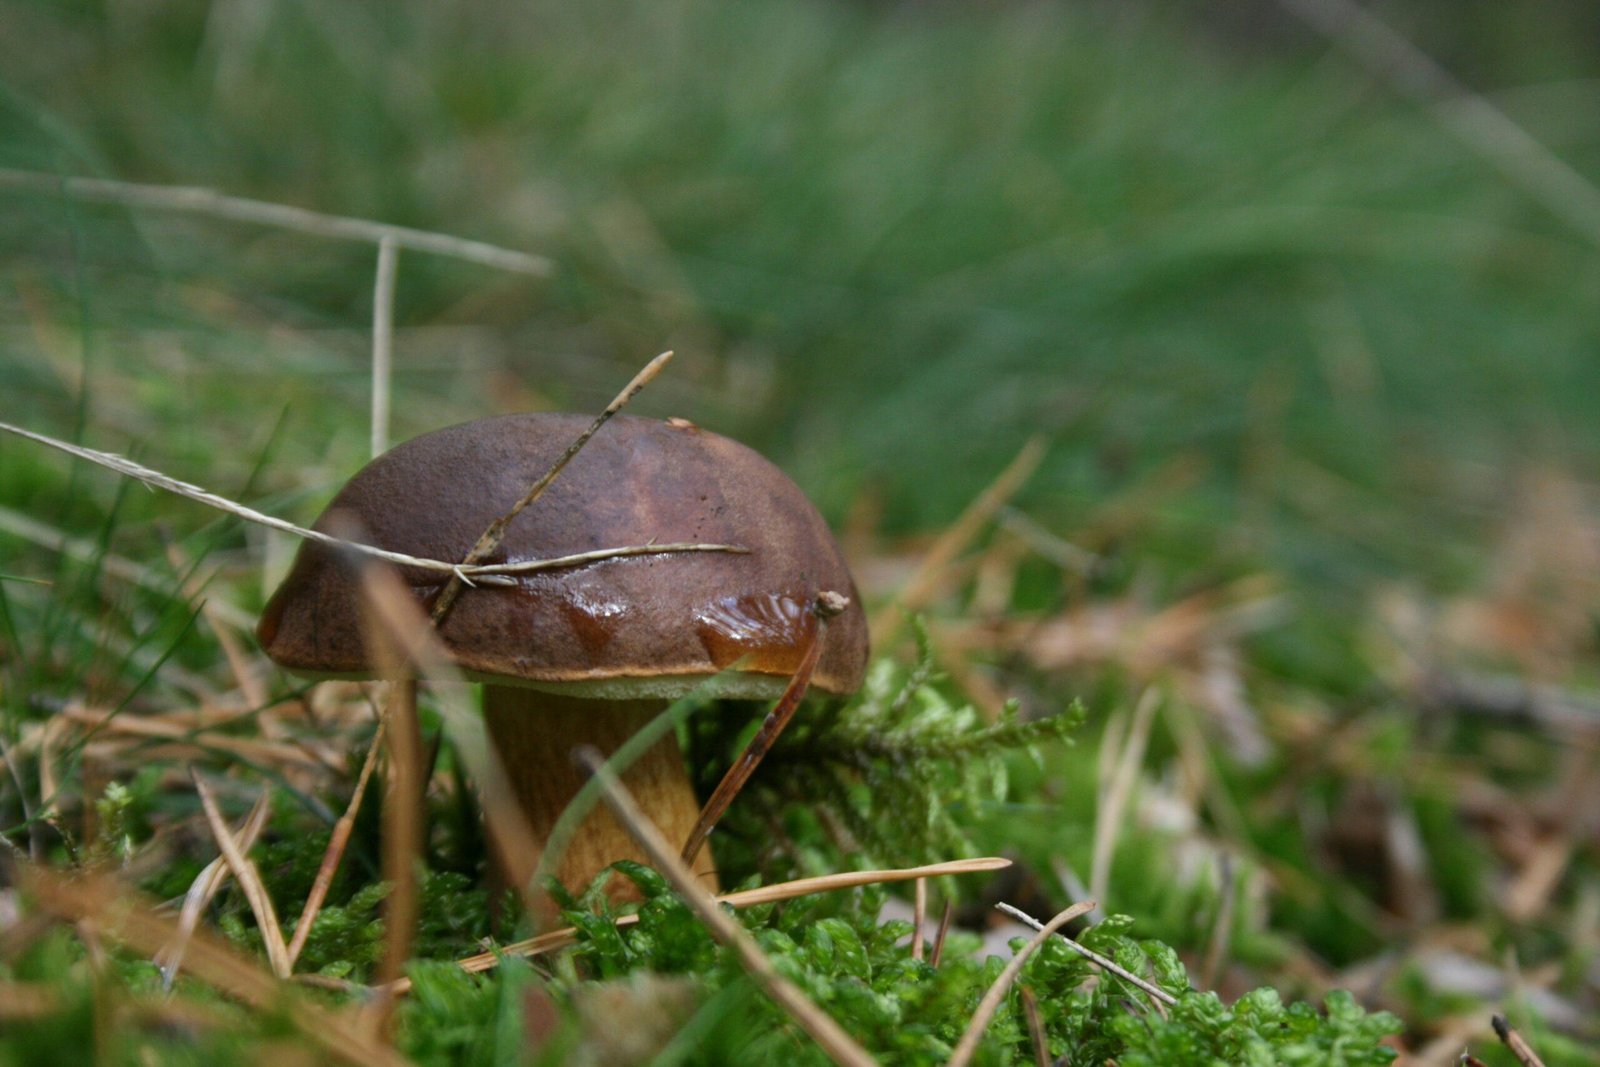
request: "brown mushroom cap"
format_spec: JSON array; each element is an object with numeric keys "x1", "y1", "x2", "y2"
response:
[{"x1": 257, "y1": 413, "x2": 869, "y2": 698}]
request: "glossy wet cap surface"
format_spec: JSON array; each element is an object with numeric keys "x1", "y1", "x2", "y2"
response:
[{"x1": 257, "y1": 413, "x2": 869, "y2": 696}]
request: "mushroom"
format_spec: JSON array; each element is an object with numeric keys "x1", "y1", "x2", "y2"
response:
[{"x1": 256, "y1": 412, "x2": 868, "y2": 896}]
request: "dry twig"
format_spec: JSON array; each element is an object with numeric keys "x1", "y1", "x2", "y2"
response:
[
  {"x1": 679, "y1": 596, "x2": 840, "y2": 869},
  {"x1": 996, "y1": 901, "x2": 1181, "y2": 1009},
  {"x1": 1491, "y1": 1015, "x2": 1548, "y2": 1067},
  {"x1": 427, "y1": 350, "x2": 676, "y2": 625}
]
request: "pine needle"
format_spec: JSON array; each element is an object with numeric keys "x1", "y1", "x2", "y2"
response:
[
  {"x1": 946, "y1": 900, "x2": 1096, "y2": 1067},
  {"x1": 190, "y1": 772, "x2": 291, "y2": 978},
  {"x1": 577, "y1": 747, "x2": 881, "y2": 1067},
  {"x1": 286, "y1": 714, "x2": 388, "y2": 966},
  {"x1": 158, "y1": 791, "x2": 271, "y2": 990},
  {"x1": 417, "y1": 857, "x2": 1013, "y2": 989},
  {"x1": 995, "y1": 902, "x2": 1181, "y2": 1009}
]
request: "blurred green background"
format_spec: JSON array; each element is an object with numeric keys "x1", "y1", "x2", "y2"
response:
[{"x1": 4, "y1": 0, "x2": 1597, "y2": 610}]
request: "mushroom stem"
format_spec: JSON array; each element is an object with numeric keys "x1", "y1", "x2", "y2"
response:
[{"x1": 481, "y1": 687, "x2": 715, "y2": 899}]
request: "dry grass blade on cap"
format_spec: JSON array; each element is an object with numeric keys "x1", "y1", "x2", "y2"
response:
[
  {"x1": 189, "y1": 772, "x2": 291, "y2": 978},
  {"x1": 576, "y1": 746, "x2": 881, "y2": 1067},
  {"x1": 0, "y1": 418, "x2": 744, "y2": 586},
  {"x1": 19, "y1": 865, "x2": 409, "y2": 1067},
  {"x1": 945, "y1": 900, "x2": 1095, "y2": 1067}
]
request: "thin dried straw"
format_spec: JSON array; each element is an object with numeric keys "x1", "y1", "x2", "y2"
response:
[
  {"x1": 995, "y1": 902, "x2": 1181, "y2": 1008},
  {"x1": 1198, "y1": 854, "x2": 1236, "y2": 991},
  {"x1": 286, "y1": 714, "x2": 388, "y2": 966},
  {"x1": 0, "y1": 167, "x2": 552, "y2": 274},
  {"x1": 370, "y1": 682, "x2": 421, "y2": 1000},
  {"x1": 370, "y1": 236, "x2": 399, "y2": 459},
  {"x1": 158, "y1": 791, "x2": 271, "y2": 990},
  {"x1": 0, "y1": 417, "x2": 744, "y2": 585},
  {"x1": 20, "y1": 864, "x2": 409, "y2": 1067},
  {"x1": 191, "y1": 773, "x2": 291, "y2": 978},
  {"x1": 946, "y1": 900, "x2": 1095, "y2": 1067},
  {"x1": 428, "y1": 350, "x2": 677, "y2": 624},
  {"x1": 578, "y1": 747, "x2": 879, "y2": 1067},
  {"x1": 57, "y1": 703, "x2": 330, "y2": 770}
]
